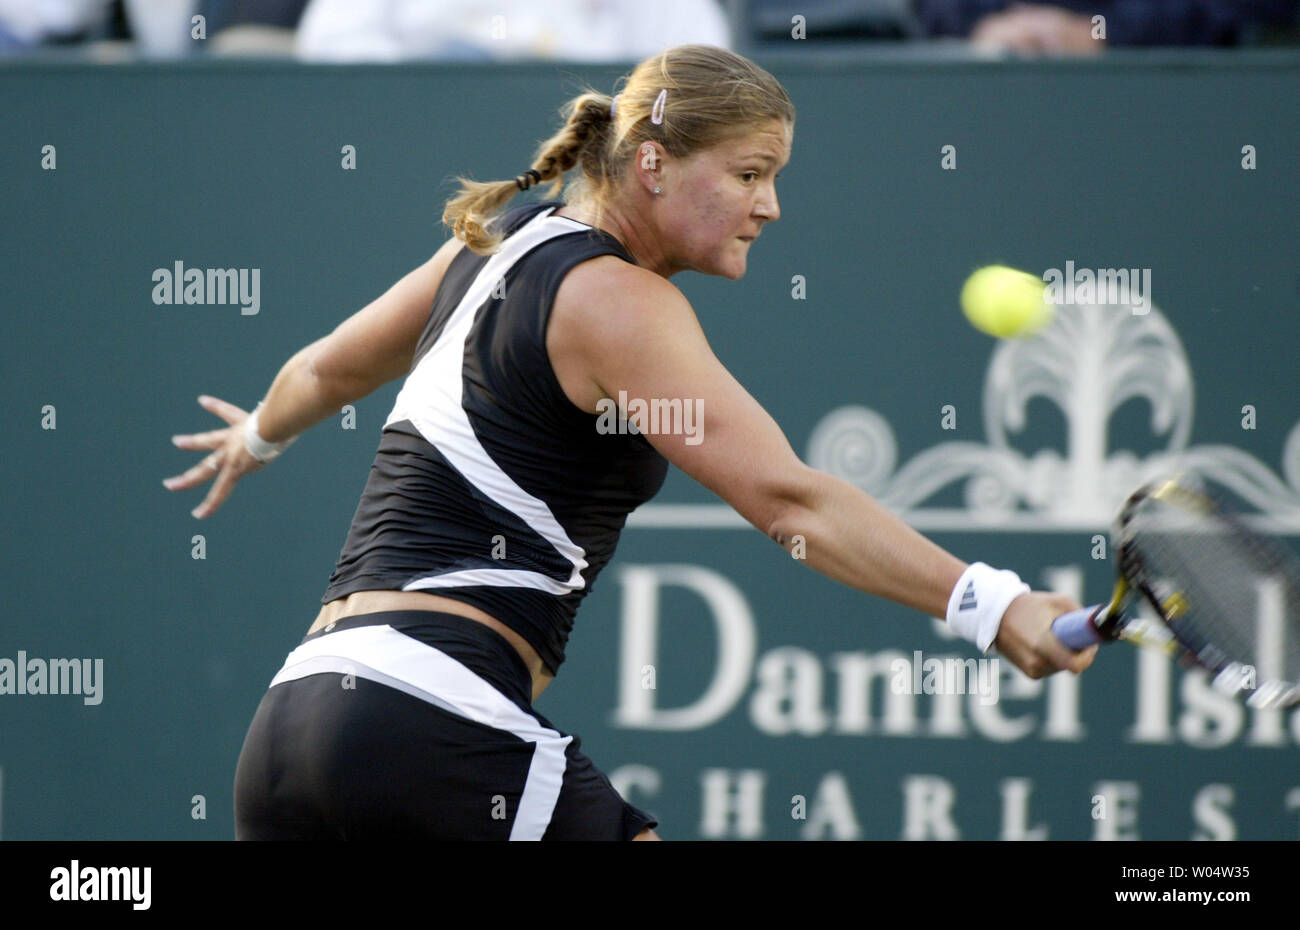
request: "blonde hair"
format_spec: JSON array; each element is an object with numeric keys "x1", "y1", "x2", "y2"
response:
[{"x1": 442, "y1": 44, "x2": 795, "y2": 254}]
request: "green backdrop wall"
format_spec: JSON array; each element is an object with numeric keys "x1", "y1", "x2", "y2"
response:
[{"x1": 2, "y1": 52, "x2": 1298, "y2": 839}]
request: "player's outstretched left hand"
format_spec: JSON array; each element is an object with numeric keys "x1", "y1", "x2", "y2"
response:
[{"x1": 996, "y1": 591, "x2": 1098, "y2": 678}]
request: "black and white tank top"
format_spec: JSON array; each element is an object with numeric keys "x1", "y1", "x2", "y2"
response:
[{"x1": 322, "y1": 200, "x2": 669, "y2": 673}]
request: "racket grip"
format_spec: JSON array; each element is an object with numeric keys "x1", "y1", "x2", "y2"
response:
[{"x1": 1051, "y1": 605, "x2": 1104, "y2": 649}]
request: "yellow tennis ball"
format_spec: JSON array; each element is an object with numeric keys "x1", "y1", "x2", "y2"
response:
[{"x1": 960, "y1": 265, "x2": 1053, "y2": 338}]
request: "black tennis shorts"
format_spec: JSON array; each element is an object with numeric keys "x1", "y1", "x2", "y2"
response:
[{"x1": 233, "y1": 610, "x2": 657, "y2": 840}]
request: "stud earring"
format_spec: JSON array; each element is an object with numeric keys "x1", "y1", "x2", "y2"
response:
[{"x1": 653, "y1": 186, "x2": 662, "y2": 195}]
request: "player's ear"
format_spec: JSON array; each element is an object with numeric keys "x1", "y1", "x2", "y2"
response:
[{"x1": 634, "y1": 142, "x2": 665, "y2": 191}]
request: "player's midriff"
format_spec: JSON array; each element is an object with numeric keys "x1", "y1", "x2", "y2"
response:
[{"x1": 310, "y1": 591, "x2": 555, "y2": 700}]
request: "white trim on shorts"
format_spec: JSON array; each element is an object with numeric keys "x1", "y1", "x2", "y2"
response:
[{"x1": 269, "y1": 624, "x2": 572, "y2": 841}]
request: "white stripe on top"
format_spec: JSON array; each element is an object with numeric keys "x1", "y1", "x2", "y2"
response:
[{"x1": 386, "y1": 208, "x2": 589, "y2": 597}]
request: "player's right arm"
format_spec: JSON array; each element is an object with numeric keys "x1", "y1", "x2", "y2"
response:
[
  {"x1": 165, "y1": 236, "x2": 464, "y2": 518},
  {"x1": 257, "y1": 235, "x2": 465, "y2": 441},
  {"x1": 548, "y1": 258, "x2": 1092, "y2": 678}
]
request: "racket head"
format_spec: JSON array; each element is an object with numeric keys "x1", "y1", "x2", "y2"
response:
[{"x1": 1117, "y1": 475, "x2": 1300, "y2": 708}]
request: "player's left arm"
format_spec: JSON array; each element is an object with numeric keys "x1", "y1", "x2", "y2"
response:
[{"x1": 555, "y1": 263, "x2": 1092, "y2": 678}]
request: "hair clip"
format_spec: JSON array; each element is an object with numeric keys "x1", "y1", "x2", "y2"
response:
[{"x1": 651, "y1": 89, "x2": 667, "y2": 125}]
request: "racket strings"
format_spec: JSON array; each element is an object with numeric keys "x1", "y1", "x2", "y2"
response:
[{"x1": 1127, "y1": 496, "x2": 1300, "y2": 686}]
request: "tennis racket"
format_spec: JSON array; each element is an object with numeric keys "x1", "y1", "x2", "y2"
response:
[{"x1": 1051, "y1": 475, "x2": 1300, "y2": 709}]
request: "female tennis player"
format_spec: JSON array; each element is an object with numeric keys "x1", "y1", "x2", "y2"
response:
[{"x1": 165, "y1": 44, "x2": 1095, "y2": 841}]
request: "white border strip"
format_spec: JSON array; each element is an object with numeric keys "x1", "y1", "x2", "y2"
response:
[{"x1": 270, "y1": 626, "x2": 571, "y2": 840}]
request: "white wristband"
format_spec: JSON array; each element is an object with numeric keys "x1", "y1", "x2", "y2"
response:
[
  {"x1": 243, "y1": 403, "x2": 297, "y2": 464},
  {"x1": 946, "y1": 562, "x2": 1030, "y2": 654}
]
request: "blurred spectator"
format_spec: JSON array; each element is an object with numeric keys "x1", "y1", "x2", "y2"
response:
[
  {"x1": 294, "y1": 0, "x2": 730, "y2": 62},
  {"x1": 0, "y1": 0, "x2": 118, "y2": 52},
  {"x1": 198, "y1": 0, "x2": 307, "y2": 31},
  {"x1": 742, "y1": 0, "x2": 922, "y2": 42},
  {"x1": 916, "y1": 0, "x2": 1300, "y2": 52},
  {"x1": 127, "y1": 0, "x2": 308, "y2": 57},
  {"x1": 196, "y1": 0, "x2": 307, "y2": 55}
]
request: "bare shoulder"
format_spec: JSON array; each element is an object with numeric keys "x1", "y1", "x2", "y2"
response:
[
  {"x1": 547, "y1": 255, "x2": 702, "y2": 414},
  {"x1": 556, "y1": 254, "x2": 694, "y2": 332}
]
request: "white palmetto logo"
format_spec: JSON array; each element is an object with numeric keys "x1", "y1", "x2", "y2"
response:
[{"x1": 806, "y1": 300, "x2": 1300, "y2": 531}]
